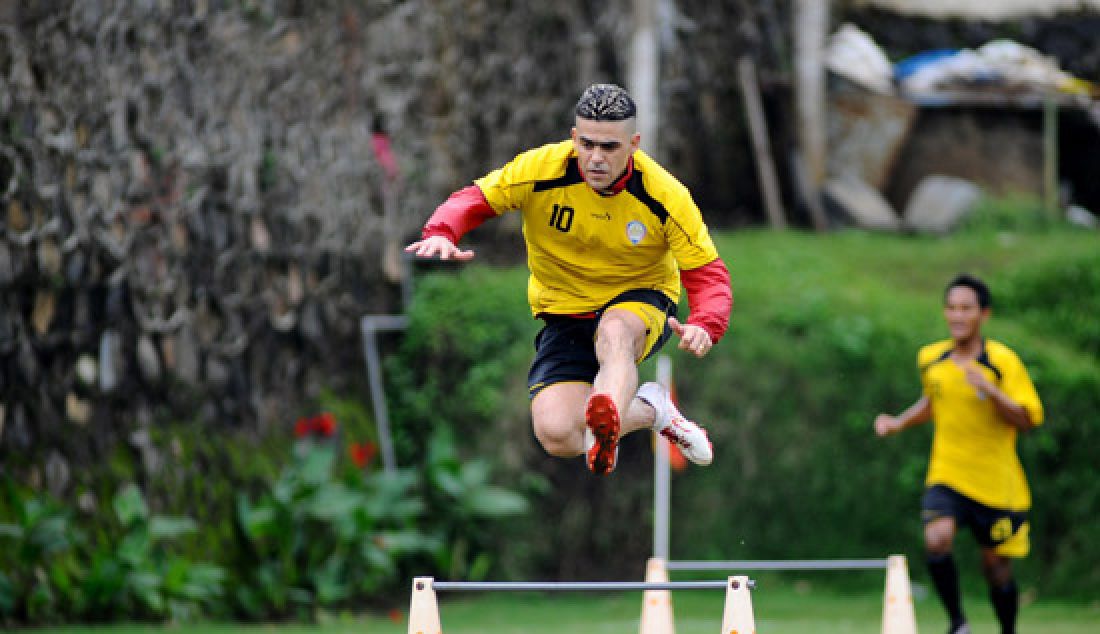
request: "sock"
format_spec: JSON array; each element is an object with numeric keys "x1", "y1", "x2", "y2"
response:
[
  {"x1": 990, "y1": 579, "x2": 1018, "y2": 634},
  {"x1": 927, "y1": 552, "x2": 966, "y2": 627}
]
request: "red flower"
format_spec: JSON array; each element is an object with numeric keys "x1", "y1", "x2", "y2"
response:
[
  {"x1": 294, "y1": 412, "x2": 338, "y2": 438},
  {"x1": 294, "y1": 418, "x2": 312, "y2": 437},
  {"x1": 349, "y1": 441, "x2": 378, "y2": 469},
  {"x1": 387, "y1": 608, "x2": 403, "y2": 624},
  {"x1": 314, "y1": 412, "x2": 337, "y2": 437}
]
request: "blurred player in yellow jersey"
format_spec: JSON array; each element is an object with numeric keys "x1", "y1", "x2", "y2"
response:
[
  {"x1": 407, "y1": 84, "x2": 732, "y2": 476},
  {"x1": 874, "y1": 274, "x2": 1043, "y2": 634}
]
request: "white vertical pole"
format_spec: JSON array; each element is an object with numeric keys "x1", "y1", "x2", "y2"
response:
[
  {"x1": 634, "y1": 0, "x2": 667, "y2": 560},
  {"x1": 653, "y1": 354, "x2": 671, "y2": 560},
  {"x1": 1043, "y1": 94, "x2": 1059, "y2": 218},
  {"x1": 793, "y1": 0, "x2": 830, "y2": 232},
  {"x1": 630, "y1": 0, "x2": 659, "y2": 156}
]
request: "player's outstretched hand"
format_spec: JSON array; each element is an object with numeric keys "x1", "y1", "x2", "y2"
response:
[
  {"x1": 669, "y1": 316, "x2": 712, "y2": 358},
  {"x1": 404, "y1": 235, "x2": 475, "y2": 261},
  {"x1": 873, "y1": 413, "x2": 899, "y2": 437}
]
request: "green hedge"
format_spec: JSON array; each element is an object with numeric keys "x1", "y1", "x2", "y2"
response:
[
  {"x1": 0, "y1": 401, "x2": 528, "y2": 625},
  {"x1": 387, "y1": 226, "x2": 1100, "y2": 599}
]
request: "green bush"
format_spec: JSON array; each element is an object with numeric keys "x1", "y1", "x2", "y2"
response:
[
  {"x1": 1001, "y1": 252, "x2": 1100, "y2": 356},
  {"x1": 230, "y1": 439, "x2": 435, "y2": 619},
  {"x1": 228, "y1": 418, "x2": 529, "y2": 620},
  {"x1": 0, "y1": 482, "x2": 224, "y2": 625},
  {"x1": 999, "y1": 254, "x2": 1100, "y2": 596},
  {"x1": 0, "y1": 483, "x2": 84, "y2": 624},
  {"x1": 420, "y1": 426, "x2": 529, "y2": 581},
  {"x1": 1, "y1": 397, "x2": 532, "y2": 625},
  {"x1": 387, "y1": 266, "x2": 539, "y2": 464},
  {"x1": 961, "y1": 194, "x2": 1054, "y2": 233},
  {"x1": 80, "y1": 484, "x2": 225, "y2": 622}
]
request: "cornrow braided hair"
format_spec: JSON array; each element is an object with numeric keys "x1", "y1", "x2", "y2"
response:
[{"x1": 575, "y1": 83, "x2": 637, "y2": 121}]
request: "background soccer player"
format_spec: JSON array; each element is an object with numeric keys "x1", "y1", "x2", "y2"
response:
[
  {"x1": 406, "y1": 83, "x2": 732, "y2": 476},
  {"x1": 874, "y1": 273, "x2": 1044, "y2": 634}
]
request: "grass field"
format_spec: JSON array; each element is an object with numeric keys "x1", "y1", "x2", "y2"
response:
[{"x1": 31, "y1": 580, "x2": 1100, "y2": 634}]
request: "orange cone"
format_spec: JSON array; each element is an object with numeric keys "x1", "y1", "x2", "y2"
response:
[{"x1": 639, "y1": 557, "x2": 675, "y2": 634}]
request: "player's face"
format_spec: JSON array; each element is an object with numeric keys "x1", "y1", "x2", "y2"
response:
[
  {"x1": 571, "y1": 117, "x2": 640, "y2": 192},
  {"x1": 943, "y1": 286, "x2": 989, "y2": 343}
]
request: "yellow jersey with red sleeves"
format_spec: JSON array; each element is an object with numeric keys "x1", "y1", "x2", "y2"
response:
[
  {"x1": 474, "y1": 140, "x2": 720, "y2": 316},
  {"x1": 918, "y1": 338, "x2": 1044, "y2": 511}
]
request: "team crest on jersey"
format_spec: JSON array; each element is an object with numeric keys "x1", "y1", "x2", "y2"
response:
[{"x1": 626, "y1": 220, "x2": 646, "y2": 245}]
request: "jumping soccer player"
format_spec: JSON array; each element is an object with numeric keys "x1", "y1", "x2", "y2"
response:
[
  {"x1": 406, "y1": 83, "x2": 732, "y2": 475},
  {"x1": 874, "y1": 273, "x2": 1043, "y2": 634}
]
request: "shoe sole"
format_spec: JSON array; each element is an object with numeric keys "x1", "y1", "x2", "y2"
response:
[{"x1": 585, "y1": 394, "x2": 620, "y2": 475}]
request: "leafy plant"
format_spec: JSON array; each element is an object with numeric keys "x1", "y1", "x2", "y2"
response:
[
  {"x1": 421, "y1": 426, "x2": 529, "y2": 581},
  {"x1": 80, "y1": 483, "x2": 225, "y2": 622},
  {"x1": 0, "y1": 482, "x2": 84, "y2": 624},
  {"x1": 232, "y1": 440, "x2": 436, "y2": 619},
  {"x1": 0, "y1": 481, "x2": 223, "y2": 624}
]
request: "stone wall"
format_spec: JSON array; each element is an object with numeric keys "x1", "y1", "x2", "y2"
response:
[{"x1": 0, "y1": 0, "x2": 776, "y2": 491}]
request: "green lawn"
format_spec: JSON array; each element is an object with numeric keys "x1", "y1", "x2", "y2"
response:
[{"x1": 32, "y1": 581, "x2": 1100, "y2": 634}]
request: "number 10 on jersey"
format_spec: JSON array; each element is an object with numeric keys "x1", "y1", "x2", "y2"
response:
[{"x1": 549, "y1": 204, "x2": 574, "y2": 232}]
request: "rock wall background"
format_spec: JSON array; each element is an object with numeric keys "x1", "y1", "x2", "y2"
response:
[{"x1": 0, "y1": 0, "x2": 777, "y2": 492}]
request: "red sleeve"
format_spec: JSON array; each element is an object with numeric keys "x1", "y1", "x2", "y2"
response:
[
  {"x1": 681, "y1": 258, "x2": 732, "y2": 343},
  {"x1": 421, "y1": 185, "x2": 497, "y2": 243}
]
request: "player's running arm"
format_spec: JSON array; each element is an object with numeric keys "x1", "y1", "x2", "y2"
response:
[
  {"x1": 669, "y1": 258, "x2": 732, "y2": 358},
  {"x1": 956, "y1": 360, "x2": 1036, "y2": 432},
  {"x1": 405, "y1": 185, "x2": 496, "y2": 261},
  {"x1": 874, "y1": 396, "x2": 932, "y2": 437}
]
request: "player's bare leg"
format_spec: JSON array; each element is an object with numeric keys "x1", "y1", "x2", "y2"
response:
[
  {"x1": 584, "y1": 309, "x2": 646, "y2": 474},
  {"x1": 530, "y1": 382, "x2": 590, "y2": 457},
  {"x1": 592, "y1": 309, "x2": 646, "y2": 413}
]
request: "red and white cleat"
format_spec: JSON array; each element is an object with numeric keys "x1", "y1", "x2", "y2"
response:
[
  {"x1": 584, "y1": 393, "x2": 621, "y2": 475},
  {"x1": 637, "y1": 382, "x2": 713, "y2": 466}
]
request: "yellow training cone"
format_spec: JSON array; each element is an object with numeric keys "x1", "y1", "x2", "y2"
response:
[
  {"x1": 881, "y1": 555, "x2": 918, "y2": 634},
  {"x1": 640, "y1": 557, "x2": 676, "y2": 634}
]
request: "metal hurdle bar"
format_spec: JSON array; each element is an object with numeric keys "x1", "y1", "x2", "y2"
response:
[
  {"x1": 668, "y1": 558, "x2": 889, "y2": 571},
  {"x1": 427, "y1": 579, "x2": 753, "y2": 592},
  {"x1": 408, "y1": 575, "x2": 757, "y2": 634}
]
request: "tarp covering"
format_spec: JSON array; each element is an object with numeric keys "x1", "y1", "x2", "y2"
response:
[{"x1": 848, "y1": 0, "x2": 1100, "y2": 20}]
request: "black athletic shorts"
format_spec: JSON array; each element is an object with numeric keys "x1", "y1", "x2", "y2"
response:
[
  {"x1": 527, "y1": 289, "x2": 676, "y2": 398},
  {"x1": 921, "y1": 484, "x2": 1030, "y2": 556}
]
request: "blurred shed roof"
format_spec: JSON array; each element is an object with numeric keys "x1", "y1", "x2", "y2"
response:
[{"x1": 849, "y1": 0, "x2": 1100, "y2": 20}]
